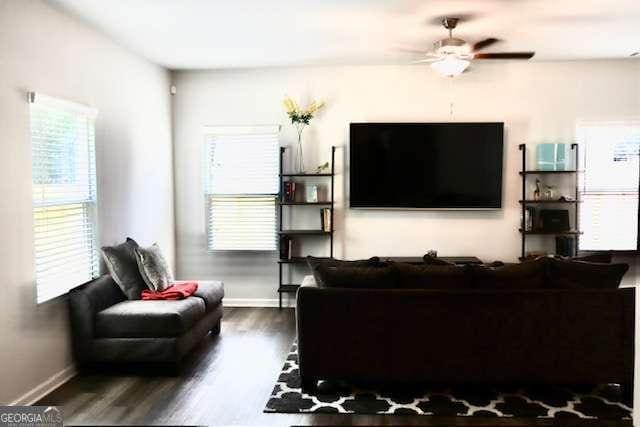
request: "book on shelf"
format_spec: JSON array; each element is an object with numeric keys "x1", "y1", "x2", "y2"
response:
[
  {"x1": 320, "y1": 208, "x2": 331, "y2": 232},
  {"x1": 283, "y1": 181, "x2": 297, "y2": 202},
  {"x1": 279, "y1": 236, "x2": 292, "y2": 259},
  {"x1": 524, "y1": 206, "x2": 536, "y2": 231}
]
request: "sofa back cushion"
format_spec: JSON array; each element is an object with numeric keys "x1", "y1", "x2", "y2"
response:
[
  {"x1": 562, "y1": 252, "x2": 612, "y2": 263},
  {"x1": 314, "y1": 264, "x2": 395, "y2": 289},
  {"x1": 393, "y1": 262, "x2": 471, "y2": 289},
  {"x1": 470, "y1": 257, "x2": 548, "y2": 289},
  {"x1": 422, "y1": 254, "x2": 455, "y2": 266},
  {"x1": 307, "y1": 256, "x2": 383, "y2": 286},
  {"x1": 547, "y1": 258, "x2": 628, "y2": 289},
  {"x1": 101, "y1": 238, "x2": 147, "y2": 300}
]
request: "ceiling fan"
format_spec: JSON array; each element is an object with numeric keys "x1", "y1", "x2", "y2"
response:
[{"x1": 411, "y1": 17, "x2": 535, "y2": 76}]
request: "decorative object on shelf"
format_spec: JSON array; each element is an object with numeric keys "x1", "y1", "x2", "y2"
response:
[
  {"x1": 305, "y1": 185, "x2": 318, "y2": 203},
  {"x1": 539, "y1": 209, "x2": 570, "y2": 232},
  {"x1": 283, "y1": 181, "x2": 297, "y2": 202},
  {"x1": 315, "y1": 162, "x2": 330, "y2": 173},
  {"x1": 283, "y1": 96, "x2": 324, "y2": 173},
  {"x1": 533, "y1": 179, "x2": 542, "y2": 200},
  {"x1": 559, "y1": 195, "x2": 575, "y2": 202},
  {"x1": 556, "y1": 236, "x2": 575, "y2": 257},
  {"x1": 542, "y1": 184, "x2": 557, "y2": 200},
  {"x1": 537, "y1": 143, "x2": 569, "y2": 171},
  {"x1": 320, "y1": 208, "x2": 331, "y2": 232}
]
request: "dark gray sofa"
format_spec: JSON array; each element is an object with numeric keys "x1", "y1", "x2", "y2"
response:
[{"x1": 69, "y1": 275, "x2": 224, "y2": 366}]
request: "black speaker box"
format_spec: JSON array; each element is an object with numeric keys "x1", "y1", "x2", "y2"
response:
[
  {"x1": 556, "y1": 236, "x2": 575, "y2": 257},
  {"x1": 539, "y1": 209, "x2": 570, "y2": 232}
]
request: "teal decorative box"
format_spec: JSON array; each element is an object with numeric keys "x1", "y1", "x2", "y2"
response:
[{"x1": 536, "y1": 143, "x2": 568, "y2": 171}]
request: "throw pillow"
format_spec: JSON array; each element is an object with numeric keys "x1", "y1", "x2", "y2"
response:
[
  {"x1": 101, "y1": 237, "x2": 147, "y2": 300},
  {"x1": 134, "y1": 243, "x2": 174, "y2": 292},
  {"x1": 306, "y1": 256, "x2": 382, "y2": 286},
  {"x1": 315, "y1": 264, "x2": 395, "y2": 289},
  {"x1": 392, "y1": 262, "x2": 471, "y2": 289},
  {"x1": 469, "y1": 257, "x2": 549, "y2": 289},
  {"x1": 547, "y1": 258, "x2": 628, "y2": 289},
  {"x1": 422, "y1": 254, "x2": 455, "y2": 266}
]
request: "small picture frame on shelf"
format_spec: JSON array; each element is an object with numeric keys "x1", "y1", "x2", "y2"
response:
[{"x1": 305, "y1": 185, "x2": 318, "y2": 203}]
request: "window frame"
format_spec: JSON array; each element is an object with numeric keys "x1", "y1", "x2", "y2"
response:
[
  {"x1": 577, "y1": 120, "x2": 640, "y2": 254},
  {"x1": 29, "y1": 92, "x2": 99, "y2": 303},
  {"x1": 203, "y1": 125, "x2": 280, "y2": 253}
]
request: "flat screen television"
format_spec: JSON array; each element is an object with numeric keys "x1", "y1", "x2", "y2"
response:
[{"x1": 349, "y1": 122, "x2": 504, "y2": 209}]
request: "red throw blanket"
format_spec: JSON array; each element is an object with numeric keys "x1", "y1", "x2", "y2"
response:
[{"x1": 141, "y1": 282, "x2": 198, "y2": 300}]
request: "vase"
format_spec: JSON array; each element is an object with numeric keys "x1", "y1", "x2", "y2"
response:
[{"x1": 295, "y1": 133, "x2": 305, "y2": 173}]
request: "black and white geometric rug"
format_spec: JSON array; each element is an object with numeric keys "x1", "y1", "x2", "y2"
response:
[{"x1": 265, "y1": 342, "x2": 632, "y2": 420}]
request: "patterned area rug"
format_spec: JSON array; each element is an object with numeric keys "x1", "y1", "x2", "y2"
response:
[{"x1": 264, "y1": 342, "x2": 632, "y2": 420}]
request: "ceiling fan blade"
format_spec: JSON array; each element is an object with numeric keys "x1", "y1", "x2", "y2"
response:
[
  {"x1": 397, "y1": 47, "x2": 428, "y2": 54},
  {"x1": 474, "y1": 52, "x2": 535, "y2": 60},
  {"x1": 412, "y1": 58, "x2": 439, "y2": 64},
  {"x1": 472, "y1": 38, "x2": 500, "y2": 52}
]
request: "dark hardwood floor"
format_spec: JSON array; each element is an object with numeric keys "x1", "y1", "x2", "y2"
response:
[{"x1": 39, "y1": 307, "x2": 627, "y2": 426}]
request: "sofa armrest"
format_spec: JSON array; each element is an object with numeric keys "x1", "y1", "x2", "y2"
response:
[{"x1": 68, "y1": 275, "x2": 125, "y2": 365}]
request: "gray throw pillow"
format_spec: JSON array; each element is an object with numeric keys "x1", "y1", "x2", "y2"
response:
[
  {"x1": 134, "y1": 243, "x2": 174, "y2": 292},
  {"x1": 101, "y1": 238, "x2": 147, "y2": 300}
]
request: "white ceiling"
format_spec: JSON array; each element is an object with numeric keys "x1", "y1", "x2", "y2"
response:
[{"x1": 49, "y1": 0, "x2": 640, "y2": 70}]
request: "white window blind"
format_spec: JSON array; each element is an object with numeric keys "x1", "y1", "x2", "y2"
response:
[
  {"x1": 204, "y1": 126, "x2": 279, "y2": 251},
  {"x1": 578, "y1": 122, "x2": 640, "y2": 251},
  {"x1": 30, "y1": 93, "x2": 99, "y2": 303}
]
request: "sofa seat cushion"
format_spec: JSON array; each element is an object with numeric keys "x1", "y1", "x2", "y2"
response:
[
  {"x1": 192, "y1": 280, "x2": 224, "y2": 310},
  {"x1": 95, "y1": 297, "x2": 205, "y2": 338},
  {"x1": 393, "y1": 262, "x2": 471, "y2": 289}
]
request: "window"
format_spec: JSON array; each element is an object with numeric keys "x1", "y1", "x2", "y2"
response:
[
  {"x1": 30, "y1": 93, "x2": 98, "y2": 303},
  {"x1": 578, "y1": 122, "x2": 640, "y2": 251},
  {"x1": 204, "y1": 125, "x2": 279, "y2": 251}
]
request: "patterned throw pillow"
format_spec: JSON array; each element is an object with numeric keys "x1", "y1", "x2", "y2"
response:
[
  {"x1": 134, "y1": 243, "x2": 174, "y2": 292},
  {"x1": 101, "y1": 237, "x2": 147, "y2": 300}
]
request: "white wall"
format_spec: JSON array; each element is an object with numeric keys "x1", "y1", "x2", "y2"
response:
[
  {"x1": 0, "y1": 0, "x2": 175, "y2": 404},
  {"x1": 172, "y1": 61, "x2": 640, "y2": 303}
]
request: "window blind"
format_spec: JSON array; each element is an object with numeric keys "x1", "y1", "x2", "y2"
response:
[
  {"x1": 578, "y1": 122, "x2": 640, "y2": 251},
  {"x1": 30, "y1": 93, "x2": 99, "y2": 303},
  {"x1": 204, "y1": 126, "x2": 279, "y2": 251}
]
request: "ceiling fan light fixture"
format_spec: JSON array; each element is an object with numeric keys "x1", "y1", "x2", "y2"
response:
[{"x1": 430, "y1": 56, "x2": 469, "y2": 77}]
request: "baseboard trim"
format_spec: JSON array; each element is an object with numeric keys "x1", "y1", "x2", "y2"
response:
[
  {"x1": 9, "y1": 364, "x2": 77, "y2": 406},
  {"x1": 224, "y1": 298, "x2": 295, "y2": 308}
]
